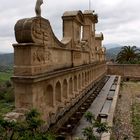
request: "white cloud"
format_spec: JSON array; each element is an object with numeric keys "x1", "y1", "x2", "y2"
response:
[{"x1": 0, "y1": 0, "x2": 140, "y2": 52}]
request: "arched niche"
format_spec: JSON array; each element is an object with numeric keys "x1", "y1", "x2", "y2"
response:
[
  {"x1": 69, "y1": 78, "x2": 73, "y2": 95},
  {"x1": 74, "y1": 76, "x2": 77, "y2": 91},
  {"x1": 63, "y1": 79, "x2": 68, "y2": 98},
  {"x1": 46, "y1": 84, "x2": 53, "y2": 107},
  {"x1": 55, "y1": 81, "x2": 61, "y2": 102}
]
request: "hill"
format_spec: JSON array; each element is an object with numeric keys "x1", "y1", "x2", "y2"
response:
[
  {"x1": 0, "y1": 47, "x2": 122, "y2": 66},
  {"x1": 106, "y1": 47, "x2": 122, "y2": 60},
  {"x1": 0, "y1": 53, "x2": 13, "y2": 66},
  {"x1": 104, "y1": 43, "x2": 122, "y2": 49}
]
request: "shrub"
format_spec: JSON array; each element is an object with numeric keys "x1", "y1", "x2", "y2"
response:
[{"x1": 0, "y1": 109, "x2": 56, "y2": 140}]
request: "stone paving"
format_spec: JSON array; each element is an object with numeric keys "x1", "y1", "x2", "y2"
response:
[{"x1": 72, "y1": 75, "x2": 116, "y2": 139}]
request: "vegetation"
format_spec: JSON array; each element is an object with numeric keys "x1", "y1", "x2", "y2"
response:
[
  {"x1": 0, "y1": 71, "x2": 12, "y2": 84},
  {"x1": 0, "y1": 71, "x2": 14, "y2": 116},
  {"x1": 116, "y1": 46, "x2": 140, "y2": 64},
  {"x1": 82, "y1": 112, "x2": 110, "y2": 140},
  {"x1": 0, "y1": 109, "x2": 56, "y2": 140},
  {"x1": 132, "y1": 101, "x2": 140, "y2": 139}
]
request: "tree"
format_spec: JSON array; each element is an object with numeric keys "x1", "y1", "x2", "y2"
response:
[
  {"x1": 0, "y1": 109, "x2": 56, "y2": 140},
  {"x1": 82, "y1": 111, "x2": 110, "y2": 140},
  {"x1": 116, "y1": 46, "x2": 140, "y2": 64}
]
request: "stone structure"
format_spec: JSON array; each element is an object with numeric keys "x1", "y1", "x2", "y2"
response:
[
  {"x1": 107, "y1": 64, "x2": 140, "y2": 79},
  {"x1": 12, "y1": 10, "x2": 106, "y2": 127}
]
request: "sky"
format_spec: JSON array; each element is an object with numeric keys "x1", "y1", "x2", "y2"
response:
[{"x1": 0, "y1": 0, "x2": 140, "y2": 52}]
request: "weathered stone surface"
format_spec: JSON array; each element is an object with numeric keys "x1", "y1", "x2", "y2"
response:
[
  {"x1": 107, "y1": 64, "x2": 140, "y2": 78},
  {"x1": 11, "y1": 10, "x2": 106, "y2": 127}
]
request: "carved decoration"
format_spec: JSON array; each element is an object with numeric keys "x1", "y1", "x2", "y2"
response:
[
  {"x1": 15, "y1": 17, "x2": 51, "y2": 44},
  {"x1": 33, "y1": 48, "x2": 45, "y2": 63}
]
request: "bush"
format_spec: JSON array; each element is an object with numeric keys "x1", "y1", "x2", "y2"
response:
[
  {"x1": 0, "y1": 85, "x2": 14, "y2": 102},
  {"x1": 82, "y1": 111, "x2": 110, "y2": 140},
  {"x1": 4, "y1": 88, "x2": 14, "y2": 102},
  {"x1": 0, "y1": 109, "x2": 56, "y2": 140}
]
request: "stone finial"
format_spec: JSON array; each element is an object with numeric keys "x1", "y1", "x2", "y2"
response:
[{"x1": 35, "y1": 0, "x2": 43, "y2": 17}]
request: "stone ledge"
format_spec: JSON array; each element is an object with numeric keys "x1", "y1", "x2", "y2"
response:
[{"x1": 101, "y1": 76, "x2": 121, "y2": 140}]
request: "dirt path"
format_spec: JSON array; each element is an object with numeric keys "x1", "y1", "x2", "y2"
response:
[{"x1": 111, "y1": 81, "x2": 138, "y2": 140}]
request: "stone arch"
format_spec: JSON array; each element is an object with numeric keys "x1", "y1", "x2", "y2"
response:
[
  {"x1": 55, "y1": 81, "x2": 61, "y2": 102},
  {"x1": 69, "y1": 77, "x2": 73, "y2": 95},
  {"x1": 74, "y1": 75, "x2": 78, "y2": 91},
  {"x1": 46, "y1": 84, "x2": 53, "y2": 107},
  {"x1": 63, "y1": 79, "x2": 68, "y2": 98}
]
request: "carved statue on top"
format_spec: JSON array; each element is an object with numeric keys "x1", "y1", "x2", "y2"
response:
[{"x1": 35, "y1": 0, "x2": 43, "y2": 17}]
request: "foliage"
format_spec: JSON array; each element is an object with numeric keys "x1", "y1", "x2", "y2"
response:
[
  {"x1": 82, "y1": 111, "x2": 110, "y2": 140},
  {"x1": 132, "y1": 102, "x2": 140, "y2": 139},
  {"x1": 0, "y1": 72, "x2": 12, "y2": 84},
  {"x1": 116, "y1": 46, "x2": 140, "y2": 64},
  {"x1": 0, "y1": 100, "x2": 14, "y2": 116},
  {"x1": 0, "y1": 109, "x2": 56, "y2": 140},
  {"x1": 0, "y1": 74, "x2": 14, "y2": 116}
]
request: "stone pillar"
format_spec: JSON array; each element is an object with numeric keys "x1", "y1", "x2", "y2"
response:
[{"x1": 83, "y1": 10, "x2": 98, "y2": 63}]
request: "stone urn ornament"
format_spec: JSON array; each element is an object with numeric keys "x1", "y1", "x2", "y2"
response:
[{"x1": 35, "y1": 0, "x2": 43, "y2": 17}]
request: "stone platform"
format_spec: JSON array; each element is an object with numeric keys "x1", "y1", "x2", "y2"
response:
[{"x1": 71, "y1": 75, "x2": 121, "y2": 139}]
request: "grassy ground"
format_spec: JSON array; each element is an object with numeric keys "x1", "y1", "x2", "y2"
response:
[
  {"x1": 0, "y1": 71, "x2": 12, "y2": 84},
  {"x1": 131, "y1": 87, "x2": 140, "y2": 139}
]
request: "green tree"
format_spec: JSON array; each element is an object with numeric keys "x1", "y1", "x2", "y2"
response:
[{"x1": 116, "y1": 46, "x2": 140, "y2": 64}]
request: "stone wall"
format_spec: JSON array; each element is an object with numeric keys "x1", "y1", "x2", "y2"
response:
[
  {"x1": 107, "y1": 64, "x2": 140, "y2": 78},
  {"x1": 11, "y1": 10, "x2": 106, "y2": 126}
]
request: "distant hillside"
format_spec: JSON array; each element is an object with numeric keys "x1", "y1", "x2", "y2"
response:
[
  {"x1": 104, "y1": 43, "x2": 122, "y2": 49},
  {"x1": 106, "y1": 47, "x2": 122, "y2": 60},
  {"x1": 0, "y1": 53, "x2": 13, "y2": 66}
]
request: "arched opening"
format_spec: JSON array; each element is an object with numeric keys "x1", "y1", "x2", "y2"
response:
[
  {"x1": 80, "y1": 26, "x2": 83, "y2": 40},
  {"x1": 85, "y1": 72, "x2": 88, "y2": 84},
  {"x1": 69, "y1": 78, "x2": 73, "y2": 95},
  {"x1": 82, "y1": 72, "x2": 85, "y2": 87},
  {"x1": 46, "y1": 85, "x2": 53, "y2": 107},
  {"x1": 90, "y1": 70, "x2": 92, "y2": 82},
  {"x1": 55, "y1": 81, "x2": 61, "y2": 102},
  {"x1": 92, "y1": 70, "x2": 94, "y2": 81},
  {"x1": 88, "y1": 71, "x2": 90, "y2": 83},
  {"x1": 74, "y1": 76, "x2": 77, "y2": 92},
  {"x1": 63, "y1": 79, "x2": 68, "y2": 98},
  {"x1": 78, "y1": 74, "x2": 81, "y2": 90}
]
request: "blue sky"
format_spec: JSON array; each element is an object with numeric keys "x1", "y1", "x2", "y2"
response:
[{"x1": 0, "y1": 0, "x2": 140, "y2": 52}]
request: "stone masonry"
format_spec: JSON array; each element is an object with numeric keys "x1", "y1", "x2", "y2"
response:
[{"x1": 11, "y1": 10, "x2": 106, "y2": 127}]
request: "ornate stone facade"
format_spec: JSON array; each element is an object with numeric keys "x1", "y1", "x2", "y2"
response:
[{"x1": 12, "y1": 10, "x2": 106, "y2": 127}]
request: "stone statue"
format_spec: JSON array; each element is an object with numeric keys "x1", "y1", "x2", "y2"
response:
[{"x1": 35, "y1": 0, "x2": 43, "y2": 17}]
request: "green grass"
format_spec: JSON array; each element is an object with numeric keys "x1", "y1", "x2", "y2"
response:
[
  {"x1": 0, "y1": 72, "x2": 12, "y2": 84},
  {"x1": 132, "y1": 102, "x2": 140, "y2": 139},
  {"x1": 0, "y1": 100, "x2": 14, "y2": 116}
]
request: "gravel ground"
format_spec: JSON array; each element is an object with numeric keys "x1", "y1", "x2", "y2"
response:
[{"x1": 111, "y1": 81, "x2": 136, "y2": 140}]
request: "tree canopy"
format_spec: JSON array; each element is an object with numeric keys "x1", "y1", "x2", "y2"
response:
[{"x1": 116, "y1": 46, "x2": 140, "y2": 64}]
